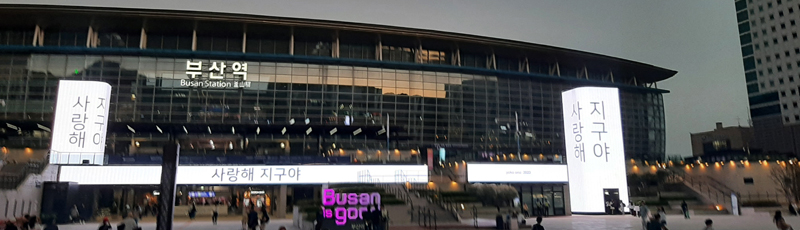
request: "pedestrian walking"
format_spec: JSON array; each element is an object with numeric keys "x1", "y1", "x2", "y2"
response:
[
  {"x1": 259, "y1": 206, "x2": 270, "y2": 230},
  {"x1": 639, "y1": 201, "x2": 650, "y2": 230},
  {"x1": 247, "y1": 206, "x2": 259, "y2": 230},
  {"x1": 212, "y1": 204, "x2": 219, "y2": 225},
  {"x1": 681, "y1": 200, "x2": 689, "y2": 219},
  {"x1": 657, "y1": 207, "x2": 667, "y2": 226},
  {"x1": 775, "y1": 210, "x2": 784, "y2": 224},
  {"x1": 646, "y1": 214, "x2": 668, "y2": 230}
]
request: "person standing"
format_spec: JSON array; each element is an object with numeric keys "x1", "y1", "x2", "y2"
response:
[
  {"x1": 680, "y1": 201, "x2": 689, "y2": 219},
  {"x1": 247, "y1": 206, "x2": 260, "y2": 230},
  {"x1": 119, "y1": 213, "x2": 137, "y2": 230},
  {"x1": 703, "y1": 219, "x2": 713, "y2": 230},
  {"x1": 631, "y1": 202, "x2": 639, "y2": 217},
  {"x1": 212, "y1": 204, "x2": 219, "y2": 225},
  {"x1": 97, "y1": 217, "x2": 112, "y2": 230},
  {"x1": 657, "y1": 207, "x2": 666, "y2": 226},
  {"x1": 371, "y1": 205, "x2": 383, "y2": 230},
  {"x1": 70, "y1": 205, "x2": 81, "y2": 224},
  {"x1": 531, "y1": 216, "x2": 544, "y2": 230},
  {"x1": 189, "y1": 204, "x2": 197, "y2": 220}
]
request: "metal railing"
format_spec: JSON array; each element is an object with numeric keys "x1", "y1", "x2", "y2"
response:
[
  {"x1": 415, "y1": 206, "x2": 438, "y2": 230},
  {"x1": 0, "y1": 160, "x2": 47, "y2": 190},
  {"x1": 375, "y1": 183, "x2": 414, "y2": 207},
  {"x1": 668, "y1": 166, "x2": 787, "y2": 206}
]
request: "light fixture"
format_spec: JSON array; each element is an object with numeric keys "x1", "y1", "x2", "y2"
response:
[
  {"x1": 305, "y1": 118, "x2": 310, "y2": 124},
  {"x1": 353, "y1": 128, "x2": 362, "y2": 136},
  {"x1": 256, "y1": 127, "x2": 261, "y2": 135},
  {"x1": 37, "y1": 124, "x2": 51, "y2": 132},
  {"x1": 289, "y1": 118, "x2": 295, "y2": 125},
  {"x1": 330, "y1": 128, "x2": 338, "y2": 135},
  {"x1": 232, "y1": 127, "x2": 236, "y2": 134},
  {"x1": 156, "y1": 125, "x2": 163, "y2": 134},
  {"x1": 183, "y1": 126, "x2": 188, "y2": 134},
  {"x1": 229, "y1": 142, "x2": 234, "y2": 150},
  {"x1": 280, "y1": 143, "x2": 286, "y2": 149},
  {"x1": 281, "y1": 127, "x2": 287, "y2": 135},
  {"x1": 127, "y1": 125, "x2": 136, "y2": 133},
  {"x1": 135, "y1": 141, "x2": 140, "y2": 147},
  {"x1": 208, "y1": 126, "x2": 212, "y2": 134},
  {"x1": 306, "y1": 127, "x2": 313, "y2": 135}
]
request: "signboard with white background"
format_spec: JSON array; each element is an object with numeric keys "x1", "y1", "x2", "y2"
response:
[
  {"x1": 466, "y1": 163, "x2": 568, "y2": 183},
  {"x1": 57, "y1": 165, "x2": 428, "y2": 185},
  {"x1": 562, "y1": 87, "x2": 628, "y2": 214},
  {"x1": 50, "y1": 80, "x2": 112, "y2": 165}
]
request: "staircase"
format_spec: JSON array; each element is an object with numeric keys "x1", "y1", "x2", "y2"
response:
[
  {"x1": 376, "y1": 184, "x2": 460, "y2": 225},
  {"x1": 0, "y1": 160, "x2": 47, "y2": 190},
  {"x1": 666, "y1": 167, "x2": 755, "y2": 213}
]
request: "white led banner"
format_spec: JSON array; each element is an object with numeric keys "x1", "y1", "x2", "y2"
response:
[
  {"x1": 466, "y1": 163, "x2": 568, "y2": 183},
  {"x1": 562, "y1": 87, "x2": 628, "y2": 213},
  {"x1": 57, "y1": 165, "x2": 429, "y2": 185},
  {"x1": 50, "y1": 80, "x2": 112, "y2": 165}
]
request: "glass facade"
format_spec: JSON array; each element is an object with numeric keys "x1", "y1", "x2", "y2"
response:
[
  {"x1": 0, "y1": 7, "x2": 670, "y2": 162},
  {"x1": 0, "y1": 53, "x2": 665, "y2": 161}
]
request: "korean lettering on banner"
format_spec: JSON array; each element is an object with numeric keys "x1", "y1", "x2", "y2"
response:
[
  {"x1": 571, "y1": 102, "x2": 585, "y2": 162},
  {"x1": 185, "y1": 60, "x2": 248, "y2": 80},
  {"x1": 70, "y1": 96, "x2": 90, "y2": 148},
  {"x1": 590, "y1": 101, "x2": 610, "y2": 162},
  {"x1": 212, "y1": 167, "x2": 255, "y2": 182},
  {"x1": 212, "y1": 167, "x2": 301, "y2": 183}
]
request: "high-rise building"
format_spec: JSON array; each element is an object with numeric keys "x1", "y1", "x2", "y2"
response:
[{"x1": 736, "y1": 0, "x2": 800, "y2": 154}]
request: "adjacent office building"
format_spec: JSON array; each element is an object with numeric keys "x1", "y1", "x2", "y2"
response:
[{"x1": 736, "y1": 0, "x2": 800, "y2": 154}]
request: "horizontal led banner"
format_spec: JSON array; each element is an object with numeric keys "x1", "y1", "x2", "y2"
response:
[
  {"x1": 58, "y1": 165, "x2": 428, "y2": 185},
  {"x1": 466, "y1": 163, "x2": 568, "y2": 183}
]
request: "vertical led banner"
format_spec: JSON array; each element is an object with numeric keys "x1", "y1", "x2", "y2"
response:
[
  {"x1": 562, "y1": 87, "x2": 628, "y2": 213},
  {"x1": 50, "y1": 80, "x2": 112, "y2": 165}
]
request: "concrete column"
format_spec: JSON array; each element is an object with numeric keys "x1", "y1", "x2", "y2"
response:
[
  {"x1": 277, "y1": 185, "x2": 288, "y2": 218},
  {"x1": 563, "y1": 184, "x2": 572, "y2": 216}
]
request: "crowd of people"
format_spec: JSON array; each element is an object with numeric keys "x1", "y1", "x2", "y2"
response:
[{"x1": 0, "y1": 215, "x2": 59, "y2": 230}]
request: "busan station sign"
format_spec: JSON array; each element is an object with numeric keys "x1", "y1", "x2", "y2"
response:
[
  {"x1": 50, "y1": 80, "x2": 112, "y2": 165},
  {"x1": 57, "y1": 165, "x2": 428, "y2": 185},
  {"x1": 562, "y1": 87, "x2": 628, "y2": 214},
  {"x1": 181, "y1": 60, "x2": 252, "y2": 88}
]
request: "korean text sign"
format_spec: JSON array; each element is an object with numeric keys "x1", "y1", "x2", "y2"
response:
[
  {"x1": 57, "y1": 165, "x2": 429, "y2": 185},
  {"x1": 50, "y1": 80, "x2": 112, "y2": 165},
  {"x1": 562, "y1": 87, "x2": 628, "y2": 213}
]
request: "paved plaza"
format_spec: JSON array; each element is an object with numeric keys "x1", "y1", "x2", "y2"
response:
[{"x1": 52, "y1": 213, "x2": 800, "y2": 230}]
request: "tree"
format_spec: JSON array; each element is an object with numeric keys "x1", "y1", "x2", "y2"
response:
[
  {"x1": 468, "y1": 184, "x2": 519, "y2": 208},
  {"x1": 770, "y1": 164, "x2": 800, "y2": 203}
]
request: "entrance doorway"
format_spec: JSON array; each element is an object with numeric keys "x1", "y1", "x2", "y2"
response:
[{"x1": 603, "y1": 189, "x2": 620, "y2": 215}]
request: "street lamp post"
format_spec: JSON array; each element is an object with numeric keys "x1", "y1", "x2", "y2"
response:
[{"x1": 515, "y1": 112, "x2": 521, "y2": 161}]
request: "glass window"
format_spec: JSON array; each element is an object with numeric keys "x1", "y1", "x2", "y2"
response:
[
  {"x1": 43, "y1": 30, "x2": 87, "y2": 47},
  {"x1": 461, "y1": 53, "x2": 487, "y2": 68},
  {"x1": 381, "y1": 46, "x2": 415, "y2": 63},
  {"x1": 0, "y1": 29, "x2": 34, "y2": 46},
  {"x1": 418, "y1": 48, "x2": 450, "y2": 65},
  {"x1": 294, "y1": 39, "x2": 331, "y2": 57},
  {"x1": 340, "y1": 43, "x2": 376, "y2": 60},
  {"x1": 97, "y1": 31, "x2": 140, "y2": 48}
]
